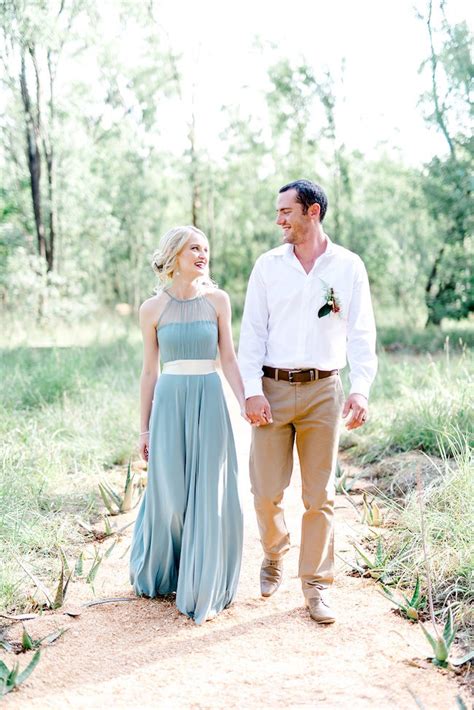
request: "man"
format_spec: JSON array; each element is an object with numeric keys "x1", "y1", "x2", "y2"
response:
[{"x1": 238, "y1": 179, "x2": 377, "y2": 624}]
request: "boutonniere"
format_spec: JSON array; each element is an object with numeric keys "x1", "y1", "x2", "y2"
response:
[{"x1": 318, "y1": 285, "x2": 341, "y2": 318}]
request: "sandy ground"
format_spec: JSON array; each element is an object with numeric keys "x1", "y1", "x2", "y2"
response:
[{"x1": 1, "y1": 385, "x2": 469, "y2": 709}]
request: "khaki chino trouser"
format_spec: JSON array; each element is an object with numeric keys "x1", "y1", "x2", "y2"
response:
[{"x1": 249, "y1": 373, "x2": 345, "y2": 598}]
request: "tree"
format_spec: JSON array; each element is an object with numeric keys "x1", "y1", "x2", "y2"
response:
[
  {"x1": 0, "y1": 0, "x2": 87, "y2": 272},
  {"x1": 418, "y1": 0, "x2": 473, "y2": 324}
]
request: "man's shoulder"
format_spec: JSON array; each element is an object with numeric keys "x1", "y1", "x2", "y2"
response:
[
  {"x1": 330, "y1": 242, "x2": 365, "y2": 269},
  {"x1": 254, "y1": 244, "x2": 287, "y2": 267}
]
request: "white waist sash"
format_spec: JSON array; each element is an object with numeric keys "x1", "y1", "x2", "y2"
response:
[{"x1": 162, "y1": 359, "x2": 217, "y2": 375}]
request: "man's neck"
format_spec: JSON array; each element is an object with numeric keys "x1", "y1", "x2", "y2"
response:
[{"x1": 293, "y1": 228, "x2": 328, "y2": 272}]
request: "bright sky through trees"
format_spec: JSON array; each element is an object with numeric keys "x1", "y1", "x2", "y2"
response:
[{"x1": 148, "y1": 0, "x2": 471, "y2": 163}]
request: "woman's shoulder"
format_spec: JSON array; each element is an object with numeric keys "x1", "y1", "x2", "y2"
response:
[
  {"x1": 139, "y1": 291, "x2": 169, "y2": 324},
  {"x1": 203, "y1": 287, "x2": 231, "y2": 311}
]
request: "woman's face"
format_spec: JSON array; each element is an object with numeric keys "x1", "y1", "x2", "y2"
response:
[{"x1": 175, "y1": 233, "x2": 210, "y2": 279}]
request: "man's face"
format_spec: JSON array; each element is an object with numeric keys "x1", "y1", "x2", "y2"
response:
[{"x1": 275, "y1": 189, "x2": 311, "y2": 244}]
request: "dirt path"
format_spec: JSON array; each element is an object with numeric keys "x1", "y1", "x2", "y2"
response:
[{"x1": 1, "y1": 386, "x2": 467, "y2": 709}]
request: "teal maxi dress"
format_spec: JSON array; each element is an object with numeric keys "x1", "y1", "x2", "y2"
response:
[{"x1": 129, "y1": 292, "x2": 243, "y2": 624}]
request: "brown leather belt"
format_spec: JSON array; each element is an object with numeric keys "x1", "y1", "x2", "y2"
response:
[{"x1": 262, "y1": 366, "x2": 338, "y2": 383}]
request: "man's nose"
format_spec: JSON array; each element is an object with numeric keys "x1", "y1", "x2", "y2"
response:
[{"x1": 276, "y1": 214, "x2": 284, "y2": 225}]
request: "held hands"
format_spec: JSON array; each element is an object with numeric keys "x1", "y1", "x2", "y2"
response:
[
  {"x1": 245, "y1": 395, "x2": 273, "y2": 427},
  {"x1": 139, "y1": 432, "x2": 150, "y2": 461},
  {"x1": 342, "y1": 393, "x2": 368, "y2": 430}
]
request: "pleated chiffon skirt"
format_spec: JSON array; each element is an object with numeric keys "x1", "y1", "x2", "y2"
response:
[{"x1": 130, "y1": 371, "x2": 243, "y2": 624}]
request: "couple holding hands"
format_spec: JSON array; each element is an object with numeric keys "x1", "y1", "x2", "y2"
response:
[{"x1": 129, "y1": 179, "x2": 377, "y2": 626}]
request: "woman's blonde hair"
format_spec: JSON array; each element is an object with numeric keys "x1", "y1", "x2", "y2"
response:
[{"x1": 151, "y1": 225, "x2": 215, "y2": 288}]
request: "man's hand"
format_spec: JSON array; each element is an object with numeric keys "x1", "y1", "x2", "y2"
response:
[
  {"x1": 342, "y1": 393, "x2": 368, "y2": 430},
  {"x1": 245, "y1": 395, "x2": 273, "y2": 426}
]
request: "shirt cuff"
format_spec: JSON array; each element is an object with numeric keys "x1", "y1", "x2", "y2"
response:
[
  {"x1": 349, "y1": 378, "x2": 371, "y2": 400},
  {"x1": 244, "y1": 378, "x2": 264, "y2": 399}
]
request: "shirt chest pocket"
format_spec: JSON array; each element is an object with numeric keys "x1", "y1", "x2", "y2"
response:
[{"x1": 315, "y1": 282, "x2": 352, "y2": 323}]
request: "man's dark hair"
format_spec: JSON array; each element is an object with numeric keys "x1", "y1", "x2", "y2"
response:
[{"x1": 279, "y1": 179, "x2": 328, "y2": 222}]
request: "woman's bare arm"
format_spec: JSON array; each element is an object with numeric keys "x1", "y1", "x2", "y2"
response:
[
  {"x1": 138, "y1": 297, "x2": 161, "y2": 459},
  {"x1": 211, "y1": 290, "x2": 249, "y2": 420}
]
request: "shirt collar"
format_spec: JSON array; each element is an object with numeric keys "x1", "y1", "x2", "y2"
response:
[{"x1": 280, "y1": 235, "x2": 335, "y2": 266}]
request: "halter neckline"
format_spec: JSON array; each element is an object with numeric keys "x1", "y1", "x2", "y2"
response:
[{"x1": 165, "y1": 288, "x2": 203, "y2": 303}]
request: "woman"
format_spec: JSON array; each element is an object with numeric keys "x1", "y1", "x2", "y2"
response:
[{"x1": 130, "y1": 225, "x2": 247, "y2": 624}]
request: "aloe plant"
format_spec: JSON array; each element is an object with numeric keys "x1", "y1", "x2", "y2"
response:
[
  {"x1": 20, "y1": 626, "x2": 66, "y2": 653},
  {"x1": 380, "y1": 575, "x2": 426, "y2": 621},
  {"x1": 86, "y1": 547, "x2": 104, "y2": 592},
  {"x1": 0, "y1": 651, "x2": 40, "y2": 696},
  {"x1": 14, "y1": 549, "x2": 72, "y2": 610},
  {"x1": 349, "y1": 537, "x2": 396, "y2": 582},
  {"x1": 52, "y1": 550, "x2": 73, "y2": 609},
  {"x1": 98, "y1": 461, "x2": 136, "y2": 515},
  {"x1": 335, "y1": 461, "x2": 364, "y2": 494},
  {"x1": 121, "y1": 462, "x2": 134, "y2": 512},
  {"x1": 361, "y1": 493, "x2": 384, "y2": 527},
  {"x1": 74, "y1": 551, "x2": 84, "y2": 577},
  {"x1": 420, "y1": 607, "x2": 457, "y2": 668}
]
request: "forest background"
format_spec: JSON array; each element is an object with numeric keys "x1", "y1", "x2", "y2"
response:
[
  {"x1": 0, "y1": 0, "x2": 473, "y2": 660},
  {"x1": 0, "y1": 0, "x2": 472, "y2": 329}
]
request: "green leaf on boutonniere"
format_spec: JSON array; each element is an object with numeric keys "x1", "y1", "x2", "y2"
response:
[{"x1": 318, "y1": 303, "x2": 332, "y2": 318}]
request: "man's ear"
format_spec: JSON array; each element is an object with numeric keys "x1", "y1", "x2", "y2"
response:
[{"x1": 309, "y1": 203, "x2": 321, "y2": 221}]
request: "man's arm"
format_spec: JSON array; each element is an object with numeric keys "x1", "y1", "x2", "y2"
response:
[
  {"x1": 238, "y1": 258, "x2": 269, "y2": 398},
  {"x1": 344, "y1": 259, "x2": 378, "y2": 428},
  {"x1": 238, "y1": 259, "x2": 273, "y2": 425}
]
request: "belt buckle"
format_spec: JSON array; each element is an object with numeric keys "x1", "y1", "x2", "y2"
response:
[{"x1": 288, "y1": 369, "x2": 301, "y2": 384}]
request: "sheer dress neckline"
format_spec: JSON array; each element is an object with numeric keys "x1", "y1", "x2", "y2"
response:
[
  {"x1": 165, "y1": 288, "x2": 204, "y2": 303},
  {"x1": 157, "y1": 289, "x2": 218, "y2": 331}
]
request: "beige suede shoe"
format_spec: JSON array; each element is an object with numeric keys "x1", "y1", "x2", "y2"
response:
[
  {"x1": 306, "y1": 595, "x2": 336, "y2": 624},
  {"x1": 260, "y1": 558, "x2": 283, "y2": 597}
]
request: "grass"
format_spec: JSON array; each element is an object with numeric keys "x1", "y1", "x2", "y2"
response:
[
  {"x1": 383, "y1": 441, "x2": 473, "y2": 645},
  {"x1": 336, "y1": 331, "x2": 474, "y2": 645},
  {"x1": 377, "y1": 323, "x2": 474, "y2": 354},
  {"x1": 341, "y1": 348, "x2": 473, "y2": 462},
  {"x1": 339, "y1": 333, "x2": 473, "y2": 642},
  {"x1": 0, "y1": 318, "x2": 141, "y2": 611}
]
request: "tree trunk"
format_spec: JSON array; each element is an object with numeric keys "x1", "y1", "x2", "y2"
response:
[
  {"x1": 20, "y1": 49, "x2": 47, "y2": 262},
  {"x1": 43, "y1": 50, "x2": 56, "y2": 272},
  {"x1": 425, "y1": 243, "x2": 445, "y2": 326},
  {"x1": 426, "y1": 0, "x2": 456, "y2": 160}
]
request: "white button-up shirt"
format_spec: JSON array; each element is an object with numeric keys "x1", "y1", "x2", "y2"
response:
[{"x1": 238, "y1": 238, "x2": 377, "y2": 399}]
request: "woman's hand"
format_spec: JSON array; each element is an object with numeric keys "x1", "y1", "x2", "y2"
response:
[
  {"x1": 240, "y1": 407, "x2": 252, "y2": 423},
  {"x1": 139, "y1": 432, "x2": 150, "y2": 462}
]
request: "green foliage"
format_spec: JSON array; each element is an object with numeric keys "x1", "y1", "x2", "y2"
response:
[
  {"x1": 420, "y1": 608, "x2": 457, "y2": 668},
  {"x1": 0, "y1": 650, "x2": 40, "y2": 696},
  {"x1": 361, "y1": 494, "x2": 384, "y2": 527},
  {"x1": 98, "y1": 463, "x2": 136, "y2": 515},
  {"x1": 380, "y1": 576, "x2": 427, "y2": 621},
  {"x1": 423, "y1": 150, "x2": 473, "y2": 324},
  {"x1": 14, "y1": 550, "x2": 72, "y2": 610},
  {"x1": 0, "y1": 323, "x2": 139, "y2": 611},
  {"x1": 384, "y1": 444, "x2": 473, "y2": 642},
  {"x1": 349, "y1": 536, "x2": 401, "y2": 583},
  {"x1": 20, "y1": 626, "x2": 66, "y2": 652},
  {"x1": 377, "y1": 323, "x2": 474, "y2": 353},
  {"x1": 354, "y1": 349, "x2": 473, "y2": 462},
  {"x1": 0, "y1": 1, "x2": 470, "y2": 325}
]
